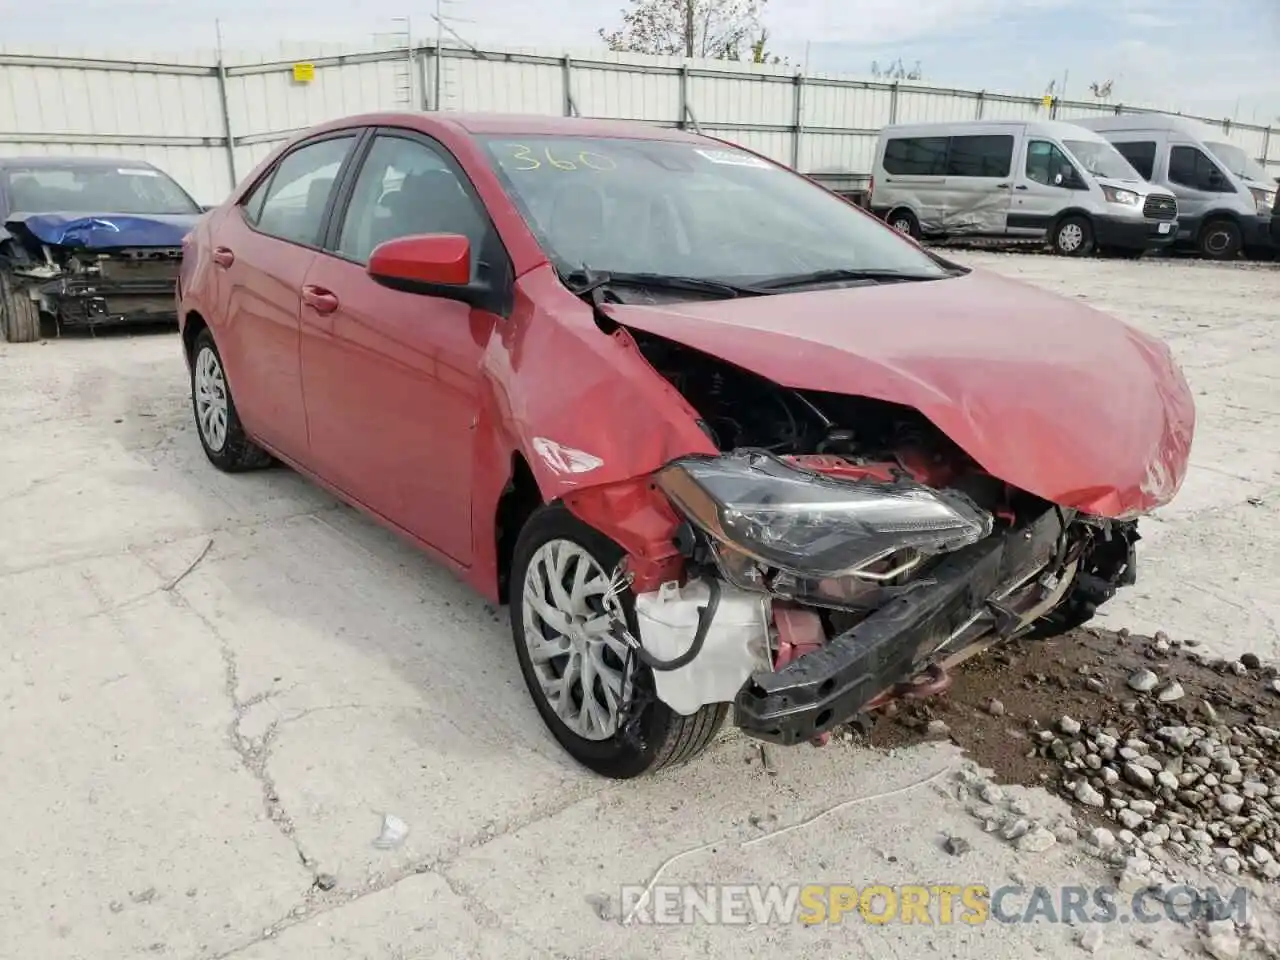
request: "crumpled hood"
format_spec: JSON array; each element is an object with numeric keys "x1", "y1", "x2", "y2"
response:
[
  {"x1": 601, "y1": 268, "x2": 1195, "y2": 519},
  {"x1": 6, "y1": 212, "x2": 199, "y2": 248}
]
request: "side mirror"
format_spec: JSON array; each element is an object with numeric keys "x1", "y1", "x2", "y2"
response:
[
  {"x1": 1052, "y1": 172, "x2": 1065, "y2": 186},
  {"x1": 368, "y1": 233, "x2": 495, "y2": 308},
  {"x1": 1206, "y1": 171, "x2": 1225, "y2": 190}
]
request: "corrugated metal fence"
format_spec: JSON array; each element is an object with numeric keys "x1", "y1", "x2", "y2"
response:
[{"x1": 1, "y1": 42, "x2": 1276, "y2": 204}]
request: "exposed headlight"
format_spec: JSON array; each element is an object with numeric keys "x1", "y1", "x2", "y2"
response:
[
  {"x1": 1250, "y1": 187, "x2": 1276, "y2": 216},
  {"x1": 1102, "y1": 186, "x2": 1140, "y2": 207},
  {"x1": 655, "y1": 451, "x2": 994, "y2": 578}
]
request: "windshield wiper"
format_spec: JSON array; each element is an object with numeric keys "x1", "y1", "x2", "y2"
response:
[
  {"x1": 751, "y1": 267, "x2": 947, "y2": 291},
  {"x1": 560, "y1": 267, "x2": 761, "y2": 299}
]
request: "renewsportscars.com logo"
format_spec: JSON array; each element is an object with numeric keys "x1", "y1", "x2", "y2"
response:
[{"x1": 620, "y1": 883, "x2": 1249, "y2": 926}]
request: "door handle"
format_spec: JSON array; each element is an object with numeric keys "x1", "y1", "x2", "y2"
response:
[
  {"x1": 996, "y1": 182, "x2": 1011, "y2": 188},
  {"x1": 301, "y1": 285, "x2": 340, "y2": 315},
  {"x1": 1015, "y1": 185, "x2": 1029, "y2": 191},
  {"x1": 212, "y1": 246, "x2": 235, "y2": 268}
]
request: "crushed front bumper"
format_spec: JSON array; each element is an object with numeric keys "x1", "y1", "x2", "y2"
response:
[{"x1": 733, "y1": 508, "x2": 1099, "y2": 745}]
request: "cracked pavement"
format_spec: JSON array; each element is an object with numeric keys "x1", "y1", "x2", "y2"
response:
[{"x1": 1, "y1": 252, "x2": 1277, "y2": 959}]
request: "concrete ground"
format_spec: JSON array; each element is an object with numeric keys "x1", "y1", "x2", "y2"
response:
[{"x1": 1, "y1": 252, "x2": 1276, "y2": 960}]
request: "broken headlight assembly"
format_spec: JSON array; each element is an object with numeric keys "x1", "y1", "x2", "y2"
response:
[{"x1": 655, "y1": 450, "x2": 994, "y2": 580}]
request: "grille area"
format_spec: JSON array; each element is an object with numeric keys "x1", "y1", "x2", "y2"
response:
[{"x1": 1143, "y1": 195, "x2": 1178, "y2": 220}]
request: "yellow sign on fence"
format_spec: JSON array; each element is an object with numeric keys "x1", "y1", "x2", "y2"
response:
[
  {"x1": 1042, "y1": 94, "x2": 1054, "y2": 108},
  {"x1": 292, "y1": 62, "x2": 315, "y2": 84}
]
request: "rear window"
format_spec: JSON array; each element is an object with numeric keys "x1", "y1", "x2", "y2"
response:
[
  {"x1": 2, "y1": 164, "x2": 199, "y2": 215},
  {"x1": 883, "y1": 137, "x2": 948, "y2": 176}
]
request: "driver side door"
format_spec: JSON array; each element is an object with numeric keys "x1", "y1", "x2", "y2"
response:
[
  {"x1": 298, "y1": 129, "x2": 504, "y2": 565},
  {"x1": 1009, "y1": 139, "x2": 1084, "y2": 238}
]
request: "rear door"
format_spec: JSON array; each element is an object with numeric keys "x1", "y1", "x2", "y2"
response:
[
  {"x1": 298, "y1": 128, "x2": 505, "y2": 565},
  {"x1": 214, "y1": 132, "x2": 361, "y2": 460}
]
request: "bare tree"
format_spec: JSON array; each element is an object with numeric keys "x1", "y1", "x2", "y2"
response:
[
  {"x1": 600, "y1": 0, "x2": 771, "y2": 60},
  {"x1": 871, "y1": 58, "x2": 923, "y2": 81}
]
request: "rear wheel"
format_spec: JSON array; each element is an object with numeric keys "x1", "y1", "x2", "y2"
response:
[
  {"x1": 0, "y1": 271, "x2": 41, "y2": 343},
  {"x1": 190, "y1": 328, "x2": 273, "y2": 472},
  {"x1": 1198, "y1": 218, "x2": 1242, "y2": 260},
  {"x1": 887, "y1": 208, "x2": 921, "y2": 240},
  {"x1": 510, "y1": 504, "x2": 726, "y2": 779},
  {"x1": 1052, "y1": 216, "x2": 1094, "y2": 257}
]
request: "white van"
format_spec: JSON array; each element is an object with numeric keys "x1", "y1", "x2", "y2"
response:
[
  {"x1": 1070, "y1": 114, "x2": 1277, "y2": 260},
  {"x1": 869, "y1": 120, "x2": 1180, "y2": 257}
]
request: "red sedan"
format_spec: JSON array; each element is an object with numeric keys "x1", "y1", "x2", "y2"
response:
[{"x1": 178, "y1": 112, "x2": 1194, "y2": 779}]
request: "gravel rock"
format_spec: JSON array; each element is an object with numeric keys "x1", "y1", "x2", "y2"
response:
[
  {"x1": 1088, "y1": 827, "x2": 1116, "y2": 849},
  {"x1": 944, "y1": 836, "x2": 971, "y2": 856},
  {"x1": 1078, "y1": 925, "x2": 1105, "y2": 953},
  {"x1": 1124, "y1": 762, "x2": 1155, "y2": 789},
  {"x1": 985, "y1": 698, "x2": 1005, "y2": 716},
  {"x1": 1118, "y1": 809, "x2": 1146, "y2": 830},
  {"x1": 1155, "y1": 679, "x2": 1186, "y2": 702},
  {"x1": 1059, "y1": 715, "x2": 1081, "y2": 736},
  {"x1": 1129, "y1": 799, "x2": 1157, "y2": 817},
  {"x1": 1128, "y1": 669, "x2": 1159, "y2": 693},
  {"x1": 1074, "y1": 781, "x2": 1105, "y2": 807},
  {"x1": 980, "y1": 783, "x2": 1004, "y2": 804},
  {"x1": 1218, "y1": 794, "x2": 1245, "y2": 815},
  {"x1": 1203, "y1": 919, "x2": 1241, "y2": 960},
  {"x1": 925, "y1": 719, "x2": 950, "y2": 738},
  {"x1": 1015, "y1": 826, "x2": 1056, "y2": 853}
]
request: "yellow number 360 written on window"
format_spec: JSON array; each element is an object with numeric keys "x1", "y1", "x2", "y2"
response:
[{"x1": 501, "y1": 144, "x2": 617, "y2": 172}]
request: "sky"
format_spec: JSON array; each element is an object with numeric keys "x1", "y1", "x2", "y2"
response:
[{"x1": 0, "y1": 0, "x2": 1277, "y2": 122}]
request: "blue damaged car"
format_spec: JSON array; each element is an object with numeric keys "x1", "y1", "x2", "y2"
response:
[{"x1": 0, "y1": 156, "x2": 205, "y2": 342}]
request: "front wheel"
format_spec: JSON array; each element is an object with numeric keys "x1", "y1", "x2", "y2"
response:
[
  {"x1": 0, "y1": 272, "x2": 41, "y2": 343},
  {"x1": 510, "y1": 504, "x2": 726, "y2": 779},
  {"x1": 887, "y1": 208, "x2": 921, "y2": 240},
  {"x1": 1052, "y1": 216, "x2": 1094, "y2": 257},
  {"x1": 1198, "y1": 219, "x2": 1242, "y2": 260}
]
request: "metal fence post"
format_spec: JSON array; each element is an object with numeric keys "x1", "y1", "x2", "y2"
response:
[
  {"x1": 888, "y1": 82, "x2": 899, "y2": 124},
  {"x1": 974, "y1": 90, "x2": 984, "y2": 120},
  {"x1": 214, "y1": 55, "x2": 238, "y2": 190},
  {"x1": 791, "y1": 71, "x2": 804, "y2": 168},
  {"x1": 562, "y1": 55, "x2": 577, "y2": 116},
  {"x1": 678, "y1": 64, "x2": 690, "y2": 130}
]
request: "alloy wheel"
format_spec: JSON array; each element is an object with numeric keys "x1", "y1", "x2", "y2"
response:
[
  {"x1": 520, "y1": 539, "x2": 632, "y2": 741},
  {"x1": 194, "y1": 345, "x2": 229, "y2": 453}
]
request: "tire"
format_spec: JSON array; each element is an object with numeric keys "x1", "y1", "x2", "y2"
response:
[
  {"x1": 510, "y1": 503, "x2": 727, "y2": 779},
  {"x1": 887, "y1": 208, "x2": 921, "y2": 240},
  {"x1": 1199, "y1": 219, "x2": 1242, "y2": 261},
  {"x1": 190, "y1": 327, "x2": 273, "y2": 472},
  {"x1": 1052, "y1": 216, "x2": 1094, "y2": 257},
  {"x1": 0, "y1": 271, "x2": 41, "y2": 343}
]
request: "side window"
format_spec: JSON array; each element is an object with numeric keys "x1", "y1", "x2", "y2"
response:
[
  {"x1": 945, "y1": 135, "x2": 1013, "y2": 178},
  {"x1": 1114, "y1": 141, "x2": 1156, "y2": 180},
  {"x1": 246, "y1": 136, "x2": 355, "y2": 246},
  {"x1": 883, "y1": 137, "x2": 948, "y2": 176},
  {"x1": 336, "y1": 134, "x2": 489, "y2": 271},
  {"x1": 1168, "y1": 145, "x2": 1230, "y2": 192},
  {"x1": 1025, "y1": 140, "x2": 1077, "y2": 186}
]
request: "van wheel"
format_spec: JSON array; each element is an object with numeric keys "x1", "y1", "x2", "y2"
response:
[
  {"x1": 1052, "y1": 216, "x2": 1094, "y2": 257},
  {"x1": 1198, "y1": 219, "x2": 1241, "y2": 260},
  {"x1": 887, "y1": 209, "x2": 921, "y2": 240},
  {"x1": 510, "y1": 504, "x2": 727, "y2": 779}
]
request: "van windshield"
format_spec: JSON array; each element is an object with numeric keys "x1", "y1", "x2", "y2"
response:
[
  {"x1": 479, "y1": 135, "x2": 950, "y2": 285},
  {"x1": 1204, "y1": 141, "x2": 1271, "y2": 184},
  {"x1": 1063, "y1": 140, "x2": 1139, "y2": 181}
]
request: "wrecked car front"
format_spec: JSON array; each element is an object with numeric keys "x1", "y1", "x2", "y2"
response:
[
  {"x1": 1, "y1": 213, "x2": 196, "y2": 329},
  {"x1": 0, "y1": 160, "x2": 203, "y2": 333},
  {"x1": 553, "y1": 271, "x2": 1194, "y2": 748}
]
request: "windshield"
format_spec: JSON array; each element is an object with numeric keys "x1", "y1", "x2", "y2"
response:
[
  {"x1": 1062, "y1": 140, "x2": 1138, "y2": 181},
  {"x1": 2, "y1": 164, "x2": 200, "y2": 215},
  {"x1": 1204, "y1": 141, "x2": 1271, "y2": 184},
  {"x1": 479, "y1": 135, "x2": 949, "y2": 284}
]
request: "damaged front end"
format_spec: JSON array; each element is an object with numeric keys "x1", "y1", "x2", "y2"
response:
[
  {"x1": 0, "y1": 215, "x2": 189, "y2": 331},
  {"x1": 572, "y1": 334, "x2": 1146, "y2": 749}
]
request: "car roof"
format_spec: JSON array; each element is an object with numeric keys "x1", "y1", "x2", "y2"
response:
[
  {"x1": 0, "y1": 155, "x2": 160, "y2": 171},
  {"x1": 319, "y1": 110, "x2": 709, "y2": 143}
]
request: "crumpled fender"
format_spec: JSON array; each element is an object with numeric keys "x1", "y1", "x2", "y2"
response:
[
  {"x1": 465, "y1": 266, "x2": 715, "y2": 598},
  {"x1": 6, "y1": 212, "x2": 199, "y2": 249}
]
